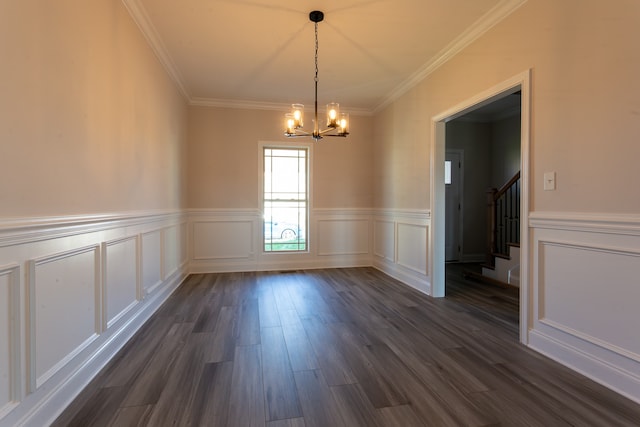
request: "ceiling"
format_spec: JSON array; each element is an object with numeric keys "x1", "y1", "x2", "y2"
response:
[{"x1": 123, "y1": 0, "x2": 525, "y2": 114}]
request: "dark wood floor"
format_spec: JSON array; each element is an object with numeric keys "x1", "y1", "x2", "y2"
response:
[{"x1": 53, "y1": 265, "x2": 640, "y2": 426}]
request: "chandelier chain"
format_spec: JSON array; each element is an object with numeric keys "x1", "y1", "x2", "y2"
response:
[{"x1": 314, "y1": 22, "x2": 319, "y2": 84}]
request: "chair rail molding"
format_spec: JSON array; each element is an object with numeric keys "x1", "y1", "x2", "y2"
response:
[{"x1": 529, "y1": 210, "x2": 640, "y2": 404}]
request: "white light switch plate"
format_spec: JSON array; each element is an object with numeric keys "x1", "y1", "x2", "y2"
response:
[{"x1": 544, "y1": 172, "x2": 556, "y2": 191}]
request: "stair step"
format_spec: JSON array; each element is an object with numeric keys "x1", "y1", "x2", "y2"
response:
[
  {"x1": 481, "y1": 263, "x2": 495, "y2": 271},
  {"x1": 463, "y1": 270, "x2": 514, "y2": 289}
]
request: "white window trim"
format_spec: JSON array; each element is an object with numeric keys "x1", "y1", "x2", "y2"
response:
[{"x1": 258, "y1": 141, "x2": 313, "y2": 254}]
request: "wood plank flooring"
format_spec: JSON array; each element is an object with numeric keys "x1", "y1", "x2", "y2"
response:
[{"x1": 53, "y1": 266, "x2": 640, "y2": 426}]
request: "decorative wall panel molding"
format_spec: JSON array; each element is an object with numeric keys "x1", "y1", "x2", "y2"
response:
[
  {"x1": 0, "y1": 212, "x2": 187, "y2": 427},
  {"x1": 0, "y1": 264, "x2": 20, "y2": 420},
  {"x1": 530, "y1": 211, "x2": 640, "y2": 404},
  {"x1": 28, "y1": 246, "x2": 101, "y2": 390},
  {"x1": 396, "y1": 222, "x2": 428, "y2": 275},
  {"x1": 141, "y1": 230, "x2": 163, "y2": 295},
  {"x1": 188, "y1": 209, "x2": 375, "y2": 273},
  {"x1": 317, "y1": 219, "x2": 369, "y2": 256},
  {"x1": 373, "y1": 219, "x2": 395, "y2": 261},
  {"x1": 192, "y1": 220, "x2": 254, "y2": 260},
  {"x1": 372, "y1": 210, "x2": 431, "y2": 295},
  {"x1": 102, "y1": 236, "x2": 139, "y2": 329},
  {"x1": 163, "y1": 224, "x2": 182, "y2": 279}
]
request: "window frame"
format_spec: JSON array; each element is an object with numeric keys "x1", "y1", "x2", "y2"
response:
[{"x1": 259, "y1": 141, "x2": 312, "y2": 254}]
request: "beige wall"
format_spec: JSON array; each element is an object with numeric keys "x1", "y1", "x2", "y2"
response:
[
  {"x1": 187, "y1": 106, "x2": 373, "y2": 209},
  {"x1": 374, "y1": 0, "x2": 640, "y2": 213},
  {"x1": 0, "y1": 0, "x2": 188, "y2": 218}
]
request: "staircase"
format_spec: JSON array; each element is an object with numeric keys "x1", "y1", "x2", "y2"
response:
[
  {"x1": 482, "y1": 243, "x2": 520, "y2": 286},
  {"x1": 482, "y1": 171, "x2": 521, "y2": 287}
]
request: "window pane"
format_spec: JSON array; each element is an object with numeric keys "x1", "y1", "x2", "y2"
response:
[
  {"x1": 264, "y1": 147, "x2": 308, "y2": 252},
  {"x1": 445, "y1": 160, "x2": 452, "y2": 185}
]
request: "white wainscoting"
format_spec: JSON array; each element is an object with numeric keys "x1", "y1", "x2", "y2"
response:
[
  {"x1": 141, "y1": 229, "x2": 163, "y2": 295},
  {"x1": 0, "y1": 264, "x2": 20, "y2": 420},
  {"x1": 372, "y1": 210, "x2": 431, "y2": 295},
  {"x1": 28, "y1": 245, "x2": 101, "y2": 390},
  {"x1": 188, "y1": 209, "x2": 374, "y2": 273},
  {"x1": 189, "y1": 209, "x2": 258, "y2": 273},
  {"x1": 0, "y1": 211, "x2": 187, "y2": 427},
  {"x1": 187, "y1": 208, "x2": 430, "y2": 293},
  {"x1": 102, "y1": 236, "x2": 139, "y2": 329},
  {"x1": 529, "y1": 212, "x2": 640, "y2": 404}
]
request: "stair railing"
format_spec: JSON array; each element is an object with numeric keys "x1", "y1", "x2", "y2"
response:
[{"x1": 486, "y1": 171, "x2": 520, "y2": 266}]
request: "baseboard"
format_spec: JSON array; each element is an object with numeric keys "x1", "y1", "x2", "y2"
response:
[
  {"x1": 3, "y1": 271, "x2": 187, "y2": 427},
  {"x1": 190, "y1": 254, "x2": 372, "y2": 274},
  {"x1": 529, "y1": 329, "x2": 640, "y2": 405},
  {"x1": 372, "y1": 257, "x2": 431, "y2": 295}
]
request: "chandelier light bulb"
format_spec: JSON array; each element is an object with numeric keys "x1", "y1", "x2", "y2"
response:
[
  {"x1": 326, "y1": 103, "x2": 339, "y2": 127},
  {"x1": 339, "y1": 113, "x2": 349, "y2": 135},
  {"x1": 292, "y1": 104, "x2": 304, "y2": 128},
  {"x1": 285, "y1": 113, "x2": 296, "y2": 135}
]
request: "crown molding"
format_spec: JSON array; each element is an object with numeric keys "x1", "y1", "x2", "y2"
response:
[
  {"x1": 121, "y1": 0, "x2": 191, "y2": 101},
  {"x1": 122, "y1": 0, "x2": 526, "y2": 115},
  {"x1": 189, "y1": 97, "x2": 288, "y2": 111},
  {"x1": 373, "y1": 0, "x2": 528, "y2": 114},
  {"x1": 189, "y1": 97, "x2": 373, "y2": 116}
]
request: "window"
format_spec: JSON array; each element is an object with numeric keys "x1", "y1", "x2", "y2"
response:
[
  {"x1": 444, "y1": 160, "x2": 452, "y2": 185},
  {"x1": 263, "y1": 147, "x2": 308, "y2": 252}
]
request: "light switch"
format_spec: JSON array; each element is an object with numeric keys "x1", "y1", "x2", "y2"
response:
[{"x1": 544, "y1": 172, "x2": 556, "y2": 191}]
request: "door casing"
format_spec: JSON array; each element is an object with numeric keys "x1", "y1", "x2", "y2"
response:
[{"x1": 429, "y1": 70, "x2": 531, "y2": 344}]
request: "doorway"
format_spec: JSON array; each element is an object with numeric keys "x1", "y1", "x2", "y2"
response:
[{"x1": 430, "y1": 70, "x2": 531, "y2": 344}]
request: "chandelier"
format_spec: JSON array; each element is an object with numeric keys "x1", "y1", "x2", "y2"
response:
[{"x1": 284, "y1": 11, "x2": 349, "y2": 141}]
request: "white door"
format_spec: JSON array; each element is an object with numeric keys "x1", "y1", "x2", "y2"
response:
[{"x1": 445, "y1": 150, "x2": 463, "y2": 262}]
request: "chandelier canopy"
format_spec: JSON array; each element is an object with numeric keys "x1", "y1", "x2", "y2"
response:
[{"x1": 284, "y1": 11, "x2": 349, "y2": 141}]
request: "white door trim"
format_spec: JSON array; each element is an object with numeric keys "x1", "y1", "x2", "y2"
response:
[{"x1": 430, "y1": 69, "x2": 531, "y2": 344}]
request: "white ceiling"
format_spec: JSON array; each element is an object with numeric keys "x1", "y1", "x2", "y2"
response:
[{"x1": 123, "y1": 0, "x2": 525, "y2": 114}]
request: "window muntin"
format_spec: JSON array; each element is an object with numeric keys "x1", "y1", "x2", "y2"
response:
[{"x1": 263, "y1": 147, "x2": 308, "y2": 252}]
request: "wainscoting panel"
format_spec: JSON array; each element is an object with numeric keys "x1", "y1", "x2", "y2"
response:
[
  {"x1": 189, "y1": 209, "x2": 374, "y2": 273},
  {"x1": 373, "y1": 219, "x2": 395, "y2": 262},
  {"x1": 192, "y1": 220, "x2": 254, "y2": 261},
  {"x1": 397, "y1": 222, "x2": 428, "y2": 275},
  {"x1": 141, "y1": 230, "x2": 163, "y2": 294},
  {"x1": 372, "y1": 210, "x2": 431, "y2": 295},
  {"x1": 529, "y1": 212, "x2": 640, "y2": 404},
  {"x1": 163, "y1": 224, "x2": 181, "y2": 280},
  {"x1": 103, "y1": 237, "x2": 139, "y2": 329},
  {"x1": 0, "y1": 265, "x2": 19, "y2": 419},
  {"x1": 0, "y1": 211, "x2": 187, "y2": 427},
  {"x1": 28, "y1": 246, "x2": 100, "y2": 390},
  {"x1": 538, "y1": 240, "x2": 640, "y2": 356},
  {"x1": 317, "y1": 219, "x2": 369, "y2": 256}
]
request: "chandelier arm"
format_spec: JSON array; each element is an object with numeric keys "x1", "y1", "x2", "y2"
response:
[
  {"x1": 285, "y1": 132, "x2": 312, "y2": 138},
  {"x1": 318, "y1": 127, "x2": 339, "y2": 136}
]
